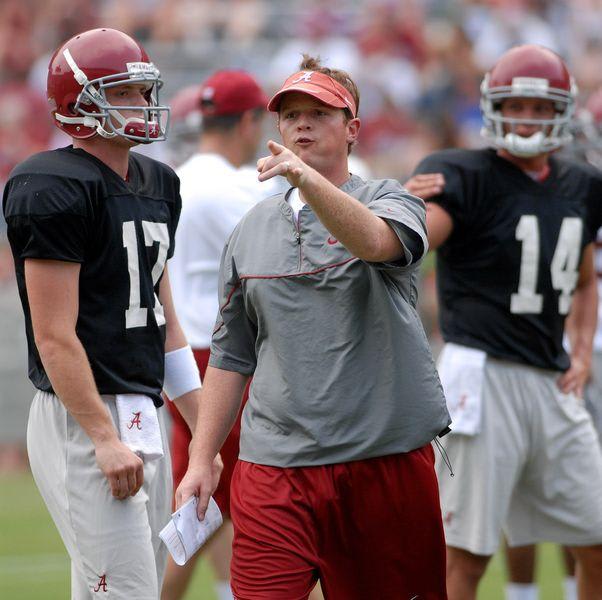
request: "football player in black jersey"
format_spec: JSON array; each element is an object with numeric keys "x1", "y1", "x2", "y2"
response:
[
  {"x1": 2, "y1": 28, "x2": 219, "y2": 598},
  {"x1": 406, "y1": 45, "x2": 602, "y2": 599}
]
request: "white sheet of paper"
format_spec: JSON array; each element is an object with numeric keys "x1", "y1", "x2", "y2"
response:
[{"x1": 159, "y1": 496, "x2": 223, "y2": 566}]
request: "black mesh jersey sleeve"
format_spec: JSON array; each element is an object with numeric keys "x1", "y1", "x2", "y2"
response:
[{"x1": 3, "y1": 152, "x2": 101, "y2": 263}]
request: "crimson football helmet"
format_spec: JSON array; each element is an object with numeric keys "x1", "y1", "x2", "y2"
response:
[
  {"x1": 47, "y1": 28, "x2": 170, "y2": 142},
  {"x1": 480, "y1": 45, "x2": 577, "y2": 157}
]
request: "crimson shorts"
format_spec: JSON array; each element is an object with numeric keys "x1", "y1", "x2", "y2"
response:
[
  {"x1": 167, "y1": 348, "x2": 248, "y2": 517},
  {"x1": 230, "y1": 446, "x2": 447, "y2": 600}
]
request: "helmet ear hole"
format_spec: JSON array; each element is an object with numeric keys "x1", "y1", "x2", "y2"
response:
[{"x1": 67, "y1": 102, "x2": 78, "y2": 116}]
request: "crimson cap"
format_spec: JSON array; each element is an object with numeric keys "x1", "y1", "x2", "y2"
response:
[{"x1": 199, "y1": 70, "x2": 268, "y2": 116}]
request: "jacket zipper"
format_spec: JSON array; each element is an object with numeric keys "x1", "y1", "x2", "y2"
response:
[{"x1": 294, "y1": 212, "x2": 302, "y2": 271}]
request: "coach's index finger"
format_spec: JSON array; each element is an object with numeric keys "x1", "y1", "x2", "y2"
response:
[{"x1": 267, "y1": 139, "x2": 286, "y2": 156}]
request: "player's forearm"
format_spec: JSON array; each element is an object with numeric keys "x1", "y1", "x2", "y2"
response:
[
  {"x1": 161, "y1": 267, "x2": 190, "y2": 354},
  {"x1": 160, "y1": 268, "x2": 202, "y2": 430},
  {"x1": 299, "y1": 169, "x2": 403, "y2": 262},
  {"x1": 172, "y1": 389, "x2": 200, "y2": 432},
  {"x1": 164, "y1": 312, "x2": 189, "y2": 353},
  {"x1": 36, "y1": 333, "x2": 118, "y2": 444},
  {"x1": 567, "y1": 278, "x2": 597, "y2": 365},
  {"x1": 425, "y1": 202, "x2": 454, "y2": 251},
  {"x1": 188, "y1": 367, "x2": 248, "y2": 465}
]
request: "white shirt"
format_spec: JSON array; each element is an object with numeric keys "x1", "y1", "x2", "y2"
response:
[
  {"x1": 169, "y1": 153, "x2": 259, "y2": 348},
  {"x1": 287, "y1": 187, "x2": 305, "y2": 221}
]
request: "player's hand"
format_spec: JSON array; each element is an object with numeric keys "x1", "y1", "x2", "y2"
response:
[
  {"x1": 257, "y1": 140, "x2": 306, "y2": 187},
  {"x1": 94, "y1": 438, "x2": 144, "y2": 500},
  {"x1": 404, "y1": 173, "x2": 445, "y2": 200},
  {"x1": 557, "y1": 356, "x2": 591, "y2": 397},
  {"x1": 176, "y1": 453, "x2": 223, "y2": 520}
]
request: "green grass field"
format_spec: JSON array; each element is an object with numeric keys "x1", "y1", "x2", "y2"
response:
[{"x1": 0, "y1": 471, "x2": 566, "y2": 599}]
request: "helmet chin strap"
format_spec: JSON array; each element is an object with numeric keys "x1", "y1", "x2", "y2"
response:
[
  {"x1": 503, "y1": 131, "x2": 546, "y2": 158},
  {"x1": 54, "y1": 111, "x2": 116, "y2": 138},
  {"x1": 96, "y1": 123, "x2": 117, "y2": 139}
]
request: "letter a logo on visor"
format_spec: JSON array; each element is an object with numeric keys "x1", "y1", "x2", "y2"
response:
[{"x1": 291, "y1": 71, "x2": 314, "y2": 84}]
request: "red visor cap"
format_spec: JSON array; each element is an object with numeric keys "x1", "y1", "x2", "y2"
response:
[
  {"x1": 268, "y1": 71, "x2": 357, "y2": 117},
  {"x1": 200, "y1": 70, "x2": 268, "y2": 116}
]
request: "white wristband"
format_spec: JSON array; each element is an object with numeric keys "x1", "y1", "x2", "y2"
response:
[{"x1": 163, "y1": 345, "x2": 201, "y2": 401}]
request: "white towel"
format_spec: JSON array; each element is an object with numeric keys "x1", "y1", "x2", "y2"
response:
[
  {"x1": 115, "y1": 394, "x2": 164, "y2": 460},
  {"x1": 437, "y1": 343, "x2": 487, "y2": 436}
]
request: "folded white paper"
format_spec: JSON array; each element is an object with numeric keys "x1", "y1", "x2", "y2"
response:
[
  {"x1": 437, "y1": 342, "x2": 487, "y2": 436},
  {"x1": 159, "y1": 496, "x2": 223, "y2": 566}
]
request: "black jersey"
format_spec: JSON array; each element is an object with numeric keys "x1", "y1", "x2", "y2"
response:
[
  {"x1": 3, "y1": 146, "x2": 181, "y2": 405},
  {"x1": 414, "y1": 148, "x2": 602, "y2": 371}
]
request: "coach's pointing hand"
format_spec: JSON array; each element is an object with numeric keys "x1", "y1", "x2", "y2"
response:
[
  {"x1": 257, "y1": 140, "x2": 307, "y2": 187},
  {"x1": 95, "y1": 437, "x2": 144, "y2": 500}
]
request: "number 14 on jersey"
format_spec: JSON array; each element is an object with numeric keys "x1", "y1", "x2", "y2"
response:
[{"x1": 511, "y1": 215, "x2": 582, "y2": 315}]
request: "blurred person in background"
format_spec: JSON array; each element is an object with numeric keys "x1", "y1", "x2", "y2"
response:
[
  {"x1": 467, "y1": 0, "x2": 559, "y2": 71},
  {"x1": 0, "y1": 233, "x2": 32, "y2": 472},
  {"x1": 162, "y1": 69, "x2": 269, "y2": 600},
  {"x1": 267, "y1": 0, "x2": 359, "y2": 93},
  {"x1": 0, "y1": 0, "x2": 38, "y2": 83},
  {"x1": 0, "y1": 83, "x2": 53, "y2": 191},
  {"x1": 165, "y1": 84, "x2": 206, "y2": 168},
  {"x1": 573, "y1": 87, "x2": 602, "y2": 170},
  {"x1": 406, "y1": 44, "x2": 602, "y2": 600}
]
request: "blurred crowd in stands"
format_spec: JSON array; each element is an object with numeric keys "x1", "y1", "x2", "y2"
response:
[{"x1": 1, "y1": 0, "x2": 602, "y2": 195}]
